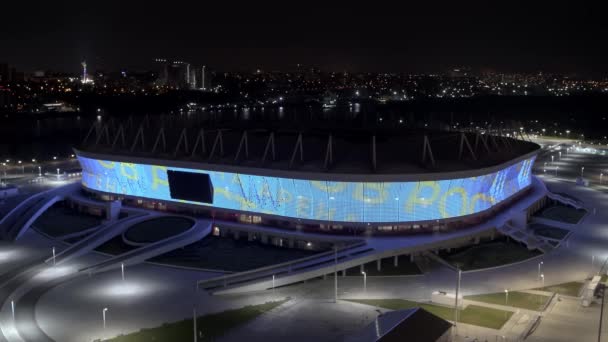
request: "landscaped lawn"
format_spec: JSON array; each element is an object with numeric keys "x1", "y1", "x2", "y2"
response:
[
  {"x1": 346, "y1": 299, "x2": 512, "y2": 330},
  {"x1": 529, "y1": 223, "x2": 570, "y2": 240},
  {"x1": 103, "y1": 299, "x2": 287, "y2": 342},
  {"x1": 345, "y1": 257, "x2": 421, "y2": 276},
  {"x1": 441, "y1": 238, "x2": 542, "y2": 271},
  {"x1": 33, "y1": 203, "x2": 102, "y2": 237},
  {"x1": 536, "y1": 205, "x2": 586, "y2": 224},
  {"x1": 534, "y1": 281, "x2": 583, "y2": 297},
  {"x1": 123, "y1": 216, "x2": 194, "y2": 243},
  {"x1": 465, "y1": 291, "x2": 550, "y2": 311}
]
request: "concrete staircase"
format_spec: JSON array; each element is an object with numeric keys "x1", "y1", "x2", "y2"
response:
[{"x1": 498, "y1": 224, "x2": 555, "y2": 254}]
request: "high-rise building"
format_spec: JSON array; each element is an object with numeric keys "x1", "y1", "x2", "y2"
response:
[
  {"x1": 9, "y1": 68, "x2": 24, "y2": 82},
  {"x1": 154, "y1": 58, "x2": 169, "y2": 86},
  {"x1": 0, "y1": 63, "x2": 9, "y2": 82},
  {"x1": 154, "y1": 59, "x2": 193, "y2": 89},
  {"x1": 154, "y1": 59, "x2": 207, "y2": 89}
]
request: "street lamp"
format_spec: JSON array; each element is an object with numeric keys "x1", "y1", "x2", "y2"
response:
[
  {"x1": 333, "y1": 245, "x2": 338, "y2": 303},
  {"x1": 361, "y1": 271, "x2": 367, "y2": 292},
  {"x1": 581, "y1": 166, "x2": 585, "y2": 178},
  {"x1": 121, "y1": 263, "x2": 125, "y2": 281},
  {"x1": 52, "y1": 247, "x2": 56, "y2": 266},
  {"x1": 538, "y1": 261, "x2": 543, "y2": 279},
  {"x1": 559, "y1": 151, "x2": 561, "y2": 160},
  {"x1": 504, "y1": 289, "x2": 509, "y2": 319},
  {"x1": 551, "y1": 155, "x2": 554, "y2": 165},
  {"x1": 540, "y1": 273, "x2": 545, "y2": 288},
  {"x1": 454, "y1": 268, "x2": 462, "y2": 326},
  {"x1": 102, "y1": 308, "x2": 108, "y2": 329}
]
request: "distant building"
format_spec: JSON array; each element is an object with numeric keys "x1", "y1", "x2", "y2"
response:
[
  {"x1": 0, "y1": 88, "x2": 11, "y2": 110},
  {"x1": 153, "y1": 58, "x2": 212, "y2": 90},
  {"x1": 154, "y1": 59, "x2": 197, "y2": 89},
  {"x1": 0, "y1": 63, "x2": 8, "y2": 82},
  {"x1": 10, "y1": 68, "x2": 25, "y2": 82}
]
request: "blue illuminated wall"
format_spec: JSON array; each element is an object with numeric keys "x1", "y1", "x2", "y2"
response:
[{"x1": 78, "y1": 155, "x2": 535, "y2": 223}]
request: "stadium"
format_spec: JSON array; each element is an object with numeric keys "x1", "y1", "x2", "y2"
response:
[{"x1": 75, "y1": 117, "x2": 540, "y2": 237}]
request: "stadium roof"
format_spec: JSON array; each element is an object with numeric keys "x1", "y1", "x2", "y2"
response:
[{"x1": 78, "y1": 115, "x2": 540, "y2": 176}]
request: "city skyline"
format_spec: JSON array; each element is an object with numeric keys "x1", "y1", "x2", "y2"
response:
[{"x1": 2, "y1": 2, "x2": 608, "y2": 75}]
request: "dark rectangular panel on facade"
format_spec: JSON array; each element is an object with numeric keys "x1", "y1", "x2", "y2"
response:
[{"x1": 167, "y1": 170, "x2": 214, "y2": 203}]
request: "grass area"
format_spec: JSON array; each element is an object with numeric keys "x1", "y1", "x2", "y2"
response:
[
  {"x1": 536, "y1": 205, "x2": 586, "y2": 224},
  {"x1": 345, "y1": 257, "x2": 421, "y2": 276},
  {"x1": 346, "y1": 299, "x2": 512, "y2": 330},
  {"x1": 465, "y1": 291, "x2": 550, "y2": 311},
  {"x1": 534, "y1": 281, "x2": 583, "y2": 297},
  {"x1": 103, "y1": 299, "x2": 287, "y2": 342},
  {"x1": 529, "y1": 223, "x2": 570, "y2": 240},
  {"x1": 150, "y1": 236, "x2": 324, "y2": 272},
  {"x1": 123, "y1": 216, "x2": 194, "y2": 243},
  {"x1": 32, "y1": 202, "x2": 101, "y2": 237},
  {"x1": 440, "y1": 238, "x2": 541, "y2": 271}
]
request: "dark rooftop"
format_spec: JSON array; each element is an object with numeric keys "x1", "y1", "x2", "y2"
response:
[
  {"x1": 347, "y1": 308, "x2": 453, "y2": 342},
  {"x1": 78, "y1": 115, "x2": 539, "y2": 175}
]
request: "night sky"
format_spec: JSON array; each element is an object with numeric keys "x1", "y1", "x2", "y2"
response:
[{"x1": 2, "y1": 1, "x2": 607, "y2": 75}]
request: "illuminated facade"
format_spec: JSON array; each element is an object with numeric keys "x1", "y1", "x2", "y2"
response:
[{"x1": 78, "y1": 155, "x2": 535, "y2": 225}]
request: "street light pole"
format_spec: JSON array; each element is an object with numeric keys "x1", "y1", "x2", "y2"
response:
[
  {"x1": 361, "y1": 271, "x2": 367, "y2": 293},
  {"x1": 541, "y1": 273, "x2": 545, "y2": 288},
  {"x1": 121, "y1": 263, "x2": 125, "y2": 281},
  {"x1": 582, "y1": 166, "x2": 585, "y2": 178},
  {"x1": 193, "y1": 307, "x2": 198, "y2": 342},
  {"x1": 454, "y1": 268, "x2": 461, "y2": 326},
  {"x1": 538, "y1": 261, "x2": 543, "y2": 279},
  {"x1": 102, "y1": 308, "x2": 108, "y2": 329},
  {"x1": 52, "y1": 247, "x2": 56, "y2": 266},
  {"x1": 11, "y1": 300, "x2": 15, "y2": 321},
  {"x1": 334, "y1": 245, "x2": 338, "y2": 303}
]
